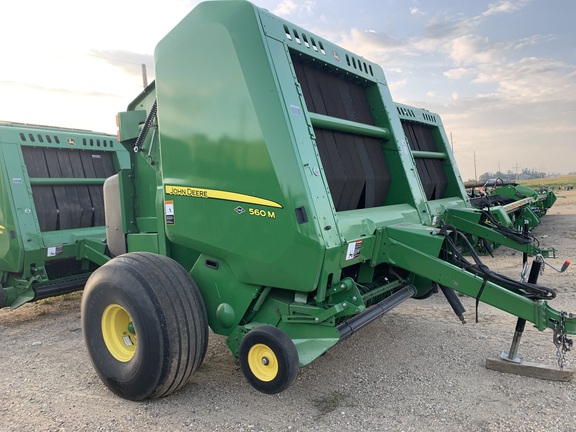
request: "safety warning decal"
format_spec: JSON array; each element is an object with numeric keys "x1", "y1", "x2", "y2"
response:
[
  {"x1": 345, "y1": 240, "x2": 363, "y2": 261},
  {"x1": 47, "y1": 246, "x2": 63, "y2": 257},
  {"x1": 165, "y1": 200, "x2": 175, "y2": 225}
]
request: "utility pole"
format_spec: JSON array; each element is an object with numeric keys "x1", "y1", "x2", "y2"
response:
[
  {"x1": 474, "y1": 151, "x2": 478, "y2": 181},
  {"x1": 513, "y1": 163, "x2": 520, "y2": 181},
  {"x1": 141, "y1": 63, "x2": 148, "y2": 88}
]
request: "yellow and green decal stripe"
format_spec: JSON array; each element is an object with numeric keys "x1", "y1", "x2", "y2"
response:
[{"x1": 165, "y1": 185, "x2": 283, "y2": 208}]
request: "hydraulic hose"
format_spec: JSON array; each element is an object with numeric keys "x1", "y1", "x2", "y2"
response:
[{"x1": 439, "y1": 222, "x2": 555, "y2": 301}]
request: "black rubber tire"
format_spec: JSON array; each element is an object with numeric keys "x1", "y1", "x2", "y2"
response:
[
  {"x1": 81, "y1": 252, "x2": 208, "y2": 400},
  {"x1": 413, "y1": 288, "x2": 435, "y2": 300},
  {"x1": 239, "y1": 326, "x2": 299, "y2": 394},
  {"x1": 0, "y1": 282, "x2": 5, "y2": 308}
]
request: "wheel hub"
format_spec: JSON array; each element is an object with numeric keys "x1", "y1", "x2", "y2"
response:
[
  {"x1": 101, "y1": 304, "x2": 137, "y2": 362},
  {"x1": 247, "y1": 343, "x2": 278, "y2": 382}
]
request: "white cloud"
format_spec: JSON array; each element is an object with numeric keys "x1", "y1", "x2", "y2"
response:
[
  {"x1": 389, "y1": 79, "x2": 408, "y2": 92},
  {"x1": 274, "y1": 0, "x2": 298, "y2": 15},
  {"x1": 449, "y1": 35, "x2": 498, "y2": 66},
  {"x1": 473, "y1": 57, "x2": 576, "y2": 103},
  {"x1": 444, "y1": 67, "x2": 472, "y2": 79},
  {"x1": 409, "y1": 7, "x2": 426, "y2": 16},
  {"x1": 451, "y1": 92, "x2": 459, "y2": 100},
  {"x1": 509, "y1": 34, "x2": 555, "y2": 50},
  {"x1": 482, "y1": 0, "x2": 529, "y2": 17},
  {"x1": 426, "y1": 91, "x2": 436, "y2": 97},
  {"x1": 274, "y1": 0, "x2": 315, "y2": 16},
  {"x1": 338, "y1": 28, "x2": 408, "y2": 66}
]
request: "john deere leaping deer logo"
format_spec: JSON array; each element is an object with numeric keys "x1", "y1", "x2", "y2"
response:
[{"x1": 0, "y1": 224, "x2": 5, "y2": 235}]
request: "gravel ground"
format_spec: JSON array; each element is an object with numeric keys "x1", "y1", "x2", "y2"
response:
[{"x1": 1, "y1": 191, "x2": 575, "y2": 432}]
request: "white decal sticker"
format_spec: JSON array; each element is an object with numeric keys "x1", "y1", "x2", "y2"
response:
[
  {"x1": 165, "y1": 200, "x2": 175, "y2": 225},
  {"x1": 345, "y1": 240, "x2": 363, "y2": 261}
]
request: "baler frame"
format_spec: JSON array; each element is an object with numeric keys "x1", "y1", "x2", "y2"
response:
[
  {"x1": 1, "y1": 0, "x2": 572, "y2": 401},
  {"x1": 80, "y1": 0, "x2": 574, "y2": 399}
]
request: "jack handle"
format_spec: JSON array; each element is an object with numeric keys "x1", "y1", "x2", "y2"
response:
[{"x1": 542, "y1": 257, "x2": 571, "y2": 273}]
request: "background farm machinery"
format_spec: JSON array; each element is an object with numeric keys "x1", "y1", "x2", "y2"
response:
[
  {"x1": 467, "y1": 178, "x2": 557, "y2": 229},
  {"x1": 1, "y1": 0, "x2": 573, "y2": 400},
  {"x1": 0, "y1": 122, "x2": 129, "y2": 309}
]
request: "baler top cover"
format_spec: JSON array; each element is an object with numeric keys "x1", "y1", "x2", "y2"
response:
[{"x1": 145, "y1": 0, "x2": 468, "y2": 294}]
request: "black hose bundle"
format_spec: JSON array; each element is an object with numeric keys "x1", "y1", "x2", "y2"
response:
[
  {"x1": 479, "y1": 210, "x2": 537, "y2": 246},
  {"x1": 471, "y1": 194, "x2": 514, "y2": 208},
  {"x1": 439, "y1": 222, "x2": 555, "y2": 301}
]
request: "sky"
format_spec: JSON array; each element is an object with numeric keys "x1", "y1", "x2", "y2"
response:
[{"x1": 1, "y1": 0, "x2": 575, "y2": 181}]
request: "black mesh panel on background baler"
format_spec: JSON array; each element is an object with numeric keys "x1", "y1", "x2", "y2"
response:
[
  {"x1": 401, "y1": 122, "x2": 447, "y2": 200},
  {"x1": 21, "y1": 147, "x2": 115, "y2": 231}
]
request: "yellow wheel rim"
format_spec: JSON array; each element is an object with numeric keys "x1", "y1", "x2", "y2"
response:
[
  {"x1": 247, "y1": 343, "x2": 278, "y2": 382},
  {"x1": 101, "y1": 304, "x2": 137, "y2": 362}
]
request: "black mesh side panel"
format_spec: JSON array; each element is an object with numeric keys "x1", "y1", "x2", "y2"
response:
[
  {"x1": 44, "y1": 148, "x2": 75, "y2": 230},
  {"x1": 68, "y1": 151, "x2": 95, "y2": 228},
  {"x1": 335, "y1": 132, "x2": 366, "y2": 210},
  {"x1": 314, "y1": 129, "x2": 345, "y2": 210},
  {"x1": 21, "y1": 147, "x2": 114, "y2": 231},
  {"x1": 291, "y1": 53, "x2": 389, "y2": 210},
  {"x1": 56, "y1": 150, "x2": 83, "y2": 229},
  {"x1": 79, "y1": 152, "x2": 106, "y2": 226},
  {"x1": 361, "y1": 135, "x2": 390, "y2": 208},
  {"x1": 402, "y1": 122, "x2": 447, "y2": 200},
  {"x1": 413, "y1": 124, "x2": 446, "y2": 199},
  {"x1": 21, "y1": 147, "x2": 58, "y2": 232},
  {"x1": 315, "y1": 129, "x2": 365, "y2": 211},
  {"x1": 293, "y1": 56, "x2": 374, "y2": 124},
  {"x1": 402, "y1": 123, "x2": 433, "y2": 199},
  {"x1": 314, "y1": 129, "x2": 390, "y2": 211}
]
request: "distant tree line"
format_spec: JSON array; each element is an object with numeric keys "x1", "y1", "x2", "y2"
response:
[{"x1": 478, "y1": 168, "x2": 549, "y2": 182}]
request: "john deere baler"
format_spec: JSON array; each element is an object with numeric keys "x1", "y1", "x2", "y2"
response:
[
  {"x1": 0, "y1": 122, "x2": 129, "y2": 308},
  {"x1": 69, "y1": 1, "x2": 575, "y2": 400}
]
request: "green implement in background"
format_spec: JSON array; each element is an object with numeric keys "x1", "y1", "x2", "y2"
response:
[{"x1": 0, "y1": 122, "x2": 129, "y2": 308}]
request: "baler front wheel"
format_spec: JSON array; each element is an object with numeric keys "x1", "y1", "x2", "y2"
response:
[
  {"x1": 81, "y1": 252, "x2": 208, "y2": 400},
  {"x1": 239, "y1": 326, "x2": 299, "y2": 394}
]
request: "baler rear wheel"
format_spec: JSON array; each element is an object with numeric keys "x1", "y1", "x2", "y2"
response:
[
  {"x1": 81, "y1": 252, "x2": 208, "y2": 400},
  {"x1": 239, "y1": 326, "x2": 299, "y2": 394}
]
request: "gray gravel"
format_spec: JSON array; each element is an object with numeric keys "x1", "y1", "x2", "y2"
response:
[{"x1": 1, "y1": 194, "x2": 575, "y2": 432}]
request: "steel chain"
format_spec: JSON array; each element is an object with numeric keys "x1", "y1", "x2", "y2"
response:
[{"x1": 552, "y1": 311, "x2": 573, "y2": 369}]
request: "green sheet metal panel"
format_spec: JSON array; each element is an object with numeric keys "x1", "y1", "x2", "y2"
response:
[
  {"x1": 155, "y1": 1, "x2": 328, "y2": 292},
  {"x1": 0, "y1": 143, "x2": 24, "y2": 273}
]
